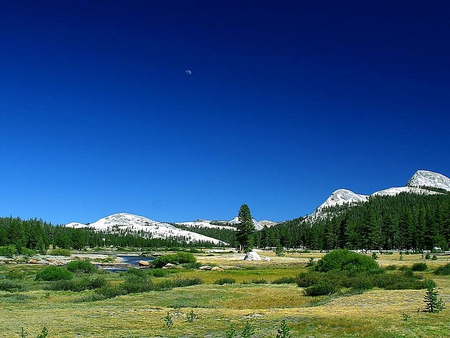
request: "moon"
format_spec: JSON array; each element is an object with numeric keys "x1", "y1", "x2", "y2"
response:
[{"x1": 186, "y1": 70, "x2": 192, "y2": 75}]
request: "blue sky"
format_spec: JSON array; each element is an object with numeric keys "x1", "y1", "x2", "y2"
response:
[{"x1": 1, "y1": 1, "x2": 449, "y2": 225}]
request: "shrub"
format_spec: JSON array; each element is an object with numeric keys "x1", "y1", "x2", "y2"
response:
[
  {"x1": 67, "y1": 260, "x2": 97, "y2": 273},
  {"x1": 296, "y1": 272, "x2": 322, "y2": 287},
  {"x1": 400, "y1": 267, "x2": 414, "y2": 278},
  {"x1": 94, "y1": 285, "x2": 125, "y2": 300},
  {"x1": 19, "y1": 247, "x2": 36, "y2": 256},
  {"x1": 49, "y1": 248, "x2": 71, "y2": 256},
  {"x1": 315, "y1": 249, "x2": 380, "y2": 274},
  {"x1": 385, "y1": 265, "x2": 397, "y2": 270},
  {"x1": 250, "y1": 279, "x2": 267, "y2": 284},
  {"x1": 434, "y1": 263, "x2": 450, "y2": 275},
  {"x1": 121, "y1": 278, "x2": 153, "y2": 294},
  {"x1": 35, "y1": 266, "x2": 74, "y2": 281},
  {"x1": 151, "y1": 252, "x2": 196, "y2": 268},
  {"x1": 123, "y1": 267, "x2": 147, "y2": 279},
  {"x1": 214, "y1": 278, "x2": 236, "y2": 285},
  {"x1": 272, "y1": 277, "x2": 297, "y2": 284},
  {"x1": 0, "y1": 280, "x2": 24, "y2": 292},
  {"x1": 48, "y1": 276, "x2": 107, "y2": 291},
  {"x1": 423, "y1": 283, "x2": 445, "y2": 313},
  {"x1": 412, "y1": 262, "x2": 427, "y2": 271},
  {"x1": 150, "y1": 269, "x2": 170, "y2": 277},
  {"x1": 0, "y1": 245, "x2": 17, "y2": 257},
  {"x1": 303, "y1": 281, "x2": 337, "y2": 296}
]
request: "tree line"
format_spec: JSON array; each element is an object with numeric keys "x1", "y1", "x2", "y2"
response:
[
  {"x1": 1, "y1": 192, "x2": 449, "y2": 253},
  {"x1": 257, "y1": 191, "x2": 450, "y2": 251},
  {"x1": 0, "y1": 217, "x2": 224, "y2": 254}
]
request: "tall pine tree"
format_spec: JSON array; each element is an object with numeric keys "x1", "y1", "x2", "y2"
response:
[{"x1": 236, "y1": 204, "x2": 255, "y2": 253}]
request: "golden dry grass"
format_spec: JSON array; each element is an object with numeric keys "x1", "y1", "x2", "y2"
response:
[{"x1": 1, "y1": 250, "x2": 449, "y2": 337}]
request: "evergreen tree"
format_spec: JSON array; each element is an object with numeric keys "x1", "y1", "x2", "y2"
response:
[{"x1": 236, "y1": 204, "x2": 255, "y2": 253}]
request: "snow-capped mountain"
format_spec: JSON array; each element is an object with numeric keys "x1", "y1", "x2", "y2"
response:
[
  {"x1": 407, "y1": 170, "x2": 450, "y2": 191},
  {"x1": 317, "y1": 189, "x2": 369, "y2": 211},
  {"x1": 175, "y1": 219, "x2": 236, "y2": 230},
  {"x1": 65, "y1": 213, "x2": 227, "y2": 245},
  {"x1": 176, "y1": 218, "x2": 277, "y2": 231},
  {"x1": 228, "y1": 217, "x2": 277, "y2": 231},
  {"x1": 309, "y1": 170, "x2": 449, "y2": 221}
]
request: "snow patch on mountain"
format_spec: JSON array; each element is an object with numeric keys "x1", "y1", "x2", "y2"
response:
[
  {"x1": 308, "y1": 170, "x2": 449, "y2": 221},
  {"x1": 317, "y1": 189, "x2": 369, "y2": 210},
  {"x1": 176, "y1": 220, "x2": 236, "y2": 230},
  {"x1": 228, "y1": 217, "x2": 277, "y2": 231},
  {"x1": 372, "y1": 186, "x2": 441, "y2": 197},
  {"x1": 407, "y1": 170, "x2": 450, "y2": 192},
  {"x1": 66, "y1": 213, "x2": 227, "y2": 245}
]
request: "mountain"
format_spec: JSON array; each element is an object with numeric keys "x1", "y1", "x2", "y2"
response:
[
  {"x1": 65, "y1": 213, "x2": 227, "y2": 245},
  {"x1": 227, "y1": 217, "x2": 277, "y2": 231},
  {"x1": 309, "y1": 170, "x2": 449, "y2": 220},
  {"x1": 407, "y1": 170, "x2": 450, "y2": 191}
]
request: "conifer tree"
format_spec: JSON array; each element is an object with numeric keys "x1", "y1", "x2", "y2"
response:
[{"x1": 236, "y1": 204, "x2": 255, "y2": 253}]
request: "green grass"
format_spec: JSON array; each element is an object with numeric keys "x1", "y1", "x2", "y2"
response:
[{"x1": 0, "y1": 251, "x2": 449, "y2": 337}]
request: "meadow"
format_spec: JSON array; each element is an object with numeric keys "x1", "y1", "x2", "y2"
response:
[{"x1": 0, "y1": 250, "x2": 449, "y2": 337}]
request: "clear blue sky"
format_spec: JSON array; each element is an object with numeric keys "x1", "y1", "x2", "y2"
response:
[{"x1": 1, "y1": 1, "x2": 449, "y2": 225}]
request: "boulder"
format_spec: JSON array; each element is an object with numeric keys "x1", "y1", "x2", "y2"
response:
[
  {"x1": 199, "y1": 265, "x2": 212, "y2": 270},
  {"x1": 243, "y1": 251, "x2": 261, "y2": 261},
  {"x1": 139, "y1": 260, "x2": 150, "y2": 266}
]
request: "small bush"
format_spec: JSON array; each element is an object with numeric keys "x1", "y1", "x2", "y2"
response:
[
  {"x1": 0, "y1": 280, "x2": 24, "y2": 292},
  {"x1": 385, "y1": 265, "x2": 397, "y2": 270},
  {"x1": 303, "y1": 281, "x2": 337, "y2": 296},
  {"x1": 434, "y1": 263, "x2": 450, "y2": 275},
  {"x1": 214, "y1": 278, "x2": 236, "y2": 285},
  {"x1": 150, "y1": 269, "x2": 170, "y2": 277},
  {"x1": 35, "y1": 266, "x2": 74, "y2": 281},
  {"x1": 121, "y1": 278, "x2": 153, "y2": 294},
  {"x1": 48, "y1": 276, "x2": 107, "y2": 291},
  {"x1": 151, "y1": 252, "x2": 197, "y2": 268},
  {"x1": 67, "y1": 260, "x2": 97, "y2": 273},
  {"x1": 400, "y1": 267, "x2": 414, "y2": 278},
  {"x1": 272, "y1": 277, "x2": 297, "y2": 284},
  {"x1": 124, "y1": 267, "x2": 147, "y2": 279},
  {"x1": 250, "y1": 279, "x2": 267, "y2": 284},
  {"x1": 412, "y1": 263, "x2": 427, "y2": 271},
  {"x1": 19, "y1": 247, "x2": 36, "y2": 256},
  {"x1": 0, "y1": 245, "x2": 17, "y2": 257},
  {"x1": 296, "y1": 272, "x2": 323, "y2": 287},
  {"x1": 48, "y1": 248, "x2": 71, "y2": 256},
  {"x1": 315, "y1": 249, "x2": 380, "y2": 273}
]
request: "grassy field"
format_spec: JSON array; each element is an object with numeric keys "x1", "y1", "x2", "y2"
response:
[{"x1": 1, "y1": 250, "x2": 449, "y2": 337}]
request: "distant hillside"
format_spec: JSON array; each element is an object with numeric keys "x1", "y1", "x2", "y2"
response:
[{"x1": 261, "y1": 170, "x2": 450, "y2": 251}]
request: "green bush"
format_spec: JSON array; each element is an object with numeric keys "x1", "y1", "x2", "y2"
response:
[
  {"x1": 303, "y1": 281, "x2": 337, "y2": 296},
  {"x1": 151, "y1": 252, "x2": 197, "y2": 268},
  {"x1": 272, "y1": 277, "x2": 297, "y2": 284},
  {"x1": 49, "y1": 248, "x2": 71, "y2": 256},
  {"x1": 0, "y1": 280, "x2": 24, "y2": 292},
  {"x1": 214, "y1": 278, "x2": 236, "y2": 285},
  {"x1": 123, "y1": 267, "x2": 147, "y2": 279},
  {"x1": 296, "y1": 272, "x2": 324, "y2": 287},
  {"x1": 67, "y1": 260, "x2": 97, "y2": 273},
  {"x1": 315, "y1": 249, "x2": 380, "y2": 273},
  {"x1": 35, "y1": 266, "x2": 74, "y2": 281},
  {"x1": 48, "y1": 276, "x2": 107, "y2": 291},
  {"x1": 121, "y1": 278, "x2": 153, "y2": 294},
  {"x1": 150, "y1": 268, "x2": 170, "y2": 277},
  {"x1": 385, "y1": 265, "x2": 397, "y2": 270},
  {"x1": 0, "y1": 245, "x2": 17, "y2": 257},
  {"x1": 434, "y1": 263, "x2": 450, "y2": 275},
  {"x1": 400, "y1": 267, "x2": 414, "y2": 278},
  {"x1": 412, "y1": 262, "x2": 427, "y2": 271},
  {"x1": 19, "y1": 247, "x2": 36, "y2": 256}
]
